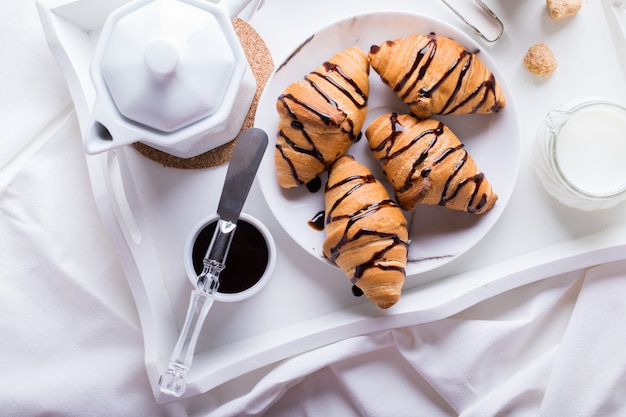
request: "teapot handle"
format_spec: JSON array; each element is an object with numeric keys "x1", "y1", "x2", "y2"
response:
[{"x1": 219, "y1": 0, "x2": 255, "y2": 20}]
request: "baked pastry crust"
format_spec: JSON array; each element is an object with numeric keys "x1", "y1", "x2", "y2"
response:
[
  {"x1": 369, "y1": 33, "x2": 505, "y2": 118},
  {"x1": 366, "y1": 113, "x2": 498, "y2": 214},
  {"x1": 274, "y1": 46, "x2": 370, "y2": 188},
  {"x1": 323, "y1": 155, "x2": 408, "y2": 309}
]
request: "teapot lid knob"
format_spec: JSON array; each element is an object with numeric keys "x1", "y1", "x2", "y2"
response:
[{"x1": 144, "y1": 40, "x2": 180, "y2": 77}]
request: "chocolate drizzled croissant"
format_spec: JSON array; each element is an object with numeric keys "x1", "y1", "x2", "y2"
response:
[
  {"x1": 274, "y1": 46, "x2": 370, "y2": 188},
  {"x1": 323, "y1": 155, "x2": 408, "y2": 309},
  {"x1": 366, "y1": 113, "x2": 498, "y2": 214},
  {"x1": 369, "y1": 33, "x2": 505, "y2": 118}
]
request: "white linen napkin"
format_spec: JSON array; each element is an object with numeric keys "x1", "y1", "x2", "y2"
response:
[
  {"x1": 209, "y1": 260, "x2": 626, "y2": 417},
  {"x1": 539, "y1": 260, "x2": 626, "y2": 416},
  {"x1": 207, "y1": 268, "x2": 584, "y2": 417},
  {"x1": 2, "y1": 105, "x2": 626, "y2": 417},
  {"x1": 0, "y1": 109, "x2": 167, "y2": 417},
  {"x1": 0, "y1": 1, "x2": 71, "y2": 168}
]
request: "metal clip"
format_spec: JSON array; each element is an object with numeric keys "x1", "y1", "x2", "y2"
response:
[{"x1": 439, "y1": 0, "x2": 504, "y2": 43}]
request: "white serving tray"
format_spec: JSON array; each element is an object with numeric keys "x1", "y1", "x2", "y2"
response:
[{"x1": 38, "y1": 0, "x2": 626, "y2": 404}]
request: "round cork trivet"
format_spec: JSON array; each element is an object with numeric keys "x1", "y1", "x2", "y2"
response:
[{"x1": 132, "y1": 18, "x2": 275, "y2": 169}]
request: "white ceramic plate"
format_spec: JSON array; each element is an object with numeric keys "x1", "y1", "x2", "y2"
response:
[{"x1": 256, "y1": 10, "x2": 521, "y2": 277}]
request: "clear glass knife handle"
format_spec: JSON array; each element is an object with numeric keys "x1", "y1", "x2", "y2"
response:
[
  {"x1": 159, "y1": 219, "x2": 236, "y2": 397},
  {"x1": 159, "y1": 289, "x2": 215, "y2": 397}
]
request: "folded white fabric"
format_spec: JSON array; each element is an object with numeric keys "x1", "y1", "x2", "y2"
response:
[
  {"x1": 213, "y1": 260, "x2": 626, "y2": 417},
  {"x1": 2, "y1": 107, "x2": 626, "y2": 417},
  {"x1": 0, "y1": 1, "x2": 71, "y2": 168},
  {"x1": 210, "y1": 268, "x2": 584, "y2": 417},
  {"x1": 0, "y1": 110, "x2": 165, "y2": 417},
  {"x1": 539, "y1": 260, "x2": 626, "y2": 416}
]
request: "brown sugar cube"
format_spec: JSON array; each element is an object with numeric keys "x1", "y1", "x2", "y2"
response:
[
  {"x1": 524, "y1": 43, "x2": 558, "y2": 77},
  {"x1": 546, "y1": 0, "x2": 582, "y2": 19}
]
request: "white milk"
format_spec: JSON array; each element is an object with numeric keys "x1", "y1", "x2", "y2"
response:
[{"x1": 555, "y1": 106, "x2": 626, "y2": 195}]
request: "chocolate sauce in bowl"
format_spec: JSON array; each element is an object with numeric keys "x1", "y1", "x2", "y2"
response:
[{"x1": 191, "y1": 219, "x2": 269, "y2": 294}]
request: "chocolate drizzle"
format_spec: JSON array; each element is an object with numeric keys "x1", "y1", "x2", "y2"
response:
[
  {"x1": 369, "y1": 33, "x2": 503, "y2": 115},
  {"x1": 306, "y1": 176, "x2": 322, "y2": 193},
  {"x1": 395, "y1": 34, "x2": 437, "y2": 100},
  {"x1": 325, "y1": 171, "x2": 408, "y2": 283},
  {"x1": 375, "y1": 113, "x2": 490, "y2": 213},
  {"x1": 308, "y1": 210, "x2": 325, "y2": 231},
  {"x1": 276, "y1": 57, "x2": 368, "y2": 185}
]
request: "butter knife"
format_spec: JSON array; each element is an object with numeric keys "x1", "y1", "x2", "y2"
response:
[{"x1": 159, "y1": 127, "x2": 268, "y2": 397}]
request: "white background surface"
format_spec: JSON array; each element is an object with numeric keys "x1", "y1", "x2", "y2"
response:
[{"x1": 2, "y1": 0, "x2": 626, "y2": 415}]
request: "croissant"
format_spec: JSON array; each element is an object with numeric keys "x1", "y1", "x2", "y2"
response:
[
  {"x1": 366, "y1": 113, "x2": 498, "y2": 214},
  {"x1": 368, "y1": 33, "x2": 505, "y2": 118},
  {"x1": 323, "y1": 155, "x2": 408, "y2": 309},
  {"x1": 274, "y1": 46, "x2": 370, "y2": 188}
]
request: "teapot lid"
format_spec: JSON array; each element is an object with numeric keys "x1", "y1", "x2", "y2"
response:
[{"x1": 95, "y1": 0, "x2": 246, "y2": 133}]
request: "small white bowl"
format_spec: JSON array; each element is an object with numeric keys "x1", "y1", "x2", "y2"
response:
[{"x1": 184, "y1": 213, "x2": 276, "y2": 302}]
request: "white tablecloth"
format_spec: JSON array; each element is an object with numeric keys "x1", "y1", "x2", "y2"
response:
[{"x1": 2, "y1": 0, "x2": 626, "y2": 416}]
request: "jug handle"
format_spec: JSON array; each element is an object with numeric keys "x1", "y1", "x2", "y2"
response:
[{"x1": 544, "y1": 109, "x2": 568, "y2": 133}]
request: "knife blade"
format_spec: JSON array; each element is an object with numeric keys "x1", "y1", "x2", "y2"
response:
[
  {"x1": 217, "y1": 127, "x2": 268, "y2": 223},
  {"x1": 197, "y1": 127, "x2": 268, "y2": 293}
]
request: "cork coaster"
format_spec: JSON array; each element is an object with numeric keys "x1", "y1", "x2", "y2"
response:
[{"x1": 132, "y1": 18, "x2": 275, "y2": 169}]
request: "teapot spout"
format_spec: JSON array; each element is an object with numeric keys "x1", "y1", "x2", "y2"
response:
[{"x1": 84, "y1": 119, "x2": 134, "y2": 155}]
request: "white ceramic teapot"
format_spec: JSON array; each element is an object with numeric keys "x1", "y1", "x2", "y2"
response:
[{"x1": 86, "y1": 0, "x2": 257, "y2": 158}]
